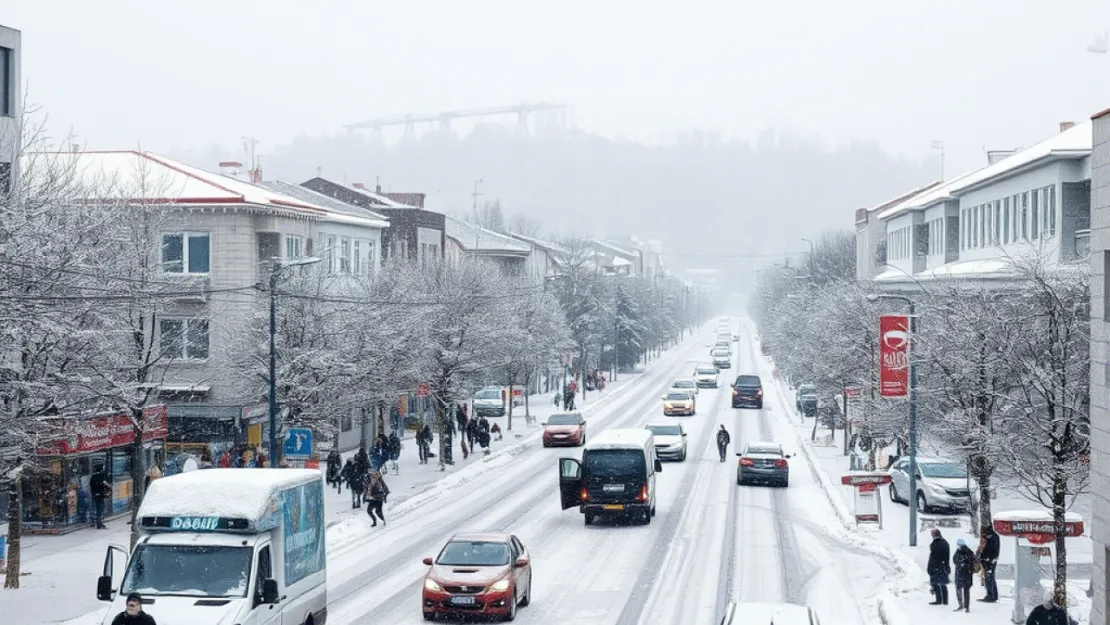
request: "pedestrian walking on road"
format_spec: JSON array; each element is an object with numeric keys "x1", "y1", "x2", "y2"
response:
[
  {"x1": 365, "y1": 470, "x2": 390, "y2": 527},
  {"x1": 341, "y1": 459, "x2": 363, "y2": 509},
  {"x1": 111, "y1": 592, "x2": 157, "y2": 625},
  {"x1": 716, "y1": 425, "x2": 731, "y2": 462},
  {"x1": 326, "y1": 447, "x2": 342, "y2": 493},
  {"x1": 976, "y1": 525, "x2": 1000, "y2": 602},
  {"x1": 90, "y1": 464, "x2": 111, "y2": 529},
  {"x1": 927, "y1": 529, "x2": 951, "y2": 605},
  {"x1": 417, "y1": 424, "x2": 432, "y2": 464},
  {"x1": 952, "y1": 538, "x2": 975, "y2": 612}
]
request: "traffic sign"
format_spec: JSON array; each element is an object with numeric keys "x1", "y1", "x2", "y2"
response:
[
  {"x1": 283, "y1": 428, "x2": 313, "y2": 459},
  {"x1": 417, "y1": 382, "x2": 431, "y2": 397},
  {"x1": 844, "y1": 386, "x2": 863, "y2": 399}
]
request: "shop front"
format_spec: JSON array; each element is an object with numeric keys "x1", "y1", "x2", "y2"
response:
[{"x1": 29, "y1": 406, "x2": 168, "y2": 534}]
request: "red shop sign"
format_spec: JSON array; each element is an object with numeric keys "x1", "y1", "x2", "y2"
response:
[
  {"x1": 879, "y1": 315, "x2": 910, "y2": 398},
  {"x1": 37, "y1": 406, "x2": 169, "y2": 455}
]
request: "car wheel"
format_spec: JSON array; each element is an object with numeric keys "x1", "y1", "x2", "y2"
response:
[
  {"x1": 680, "y1": 450, "x2": 687, "y2": 462},
  {"x1": 519, "y1": 576, "x2": 532, "y2": 606},
  {"x1": 737, "y1": 473, "x2": 745, "y2": 486},
  {"x1": 781, "y1": 477, "x2": 789, "y2": 488},
  {"x1": 542, "y1": 441, "x2": 549, "y2": 448},
  {"x1": 643, "y1": 509, "x2": 652, "y2": 525},
  {"x1": 756, "y1": 400, "x2": 764, "y2": 409},
  {"x1": 651, "y1": 503, "x2": 657, "y2": 517},
  {"x1": 916, "y1": 491, "x2": 929, "y2": 514},
  {"x1": 584, "y1": 512, "x2": 595, "y2": 526},
  {"x1": 889, "y1": 482, "x2": 900, "y2": 503},
  {"x1": 423, "y1": 612, "x2": 436, "y2": 622},
  {"x1": 503, "y1": 586, "x2": 518, "y2": 621}
]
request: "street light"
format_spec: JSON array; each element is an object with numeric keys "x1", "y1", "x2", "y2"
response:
[
  {"x1": 267, "y1": 255, "x2": 322, "y2": 466},
  {"x1": 866, "y1": 292, "x2": 920, "y2": 546}
]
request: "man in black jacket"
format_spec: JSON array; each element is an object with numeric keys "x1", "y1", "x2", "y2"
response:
[
  {"x1": 716, "y1": 425, "x2": 731, "y2": 462},
  {"x1": 111, "y1": 593, "x2": 156, "y2": 625},
  {"x1": 927, "y1": 529, "x2": 951, "y2": 605},
  {"x1": 89, "y1": 465, "x2": 111, "y2": 529},
  {"x1": 976, "y1": 525, "x2": 1000, "y2": 602},
  {"x1": 1025, "y1": 589, "x2": 1069, "y2": 625}
]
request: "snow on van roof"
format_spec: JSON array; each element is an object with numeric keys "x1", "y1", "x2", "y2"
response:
[
  {"x1": 585, "y1": 428, "x2": 653, "y2": 450},
  {"x1": 139, "y1": 468, "x2": 319, "y2": 521}
]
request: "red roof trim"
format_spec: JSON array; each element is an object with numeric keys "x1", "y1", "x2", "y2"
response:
[
  {"x1": 1092, "y1": 107, "x2": 1110, "y2": 120},
  {"x1": 141, "y1": 152, "x2": 246, "y2": 199},
  {"x1": 82, "y1": 197, "x2": 246, "y2": 205}
]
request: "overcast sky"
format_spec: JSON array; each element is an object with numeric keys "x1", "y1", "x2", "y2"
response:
[{"x1": 5, "y1": 0, "x2": 1110, "y2": 179}]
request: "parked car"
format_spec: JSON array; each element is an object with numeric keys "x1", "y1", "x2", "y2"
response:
[
  {"x1": 693, "y1": 366, "x2": 719, "y2": 388},
  {"x1": 731, "y1": 374, "x2": 763, "y2": 408},
  {"x1": 542, "y1": 412, "x2": 587, "y2": 447},
  {"x1": 795, "y1": 384, "x2": 818, "y2": 415},
  {"x1": 646, "y1": 422, "x2": 687, "y2": 461},
  {"x1": 661, "y1": 391, "x2": 696, "y2": 416},
  {"x1": 888, "y1": 456, "x2": 978, "y2": 513},
  {"x1": 473, "y1": 387, "x2": 506, "y2": 418},
  {"x1": 737, "y1": 441, "x2": 791, "y2": 487},
  {"x1": 421, "y1": 533, "x2": 532, "y2": 621},
  {"x1": 671, "y1": 378, "x2": 699, "y2": 395}
]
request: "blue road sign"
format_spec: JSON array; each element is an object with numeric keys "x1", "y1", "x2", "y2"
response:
[{"x1": 284, "y1": 428, "x2": 313, "y2": 458}]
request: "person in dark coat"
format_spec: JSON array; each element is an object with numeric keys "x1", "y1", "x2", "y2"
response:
[
  {"x1": 1025, "y1": 589, "x2": 1070, "y2": 625},
  {"x1": 90, "y1": 464, "x2": 111, "y2": 529},
  {"x1": 466, "y1": 418, "x2": 479, "y2": 450},
  {"x1": 365, "y1": 470, "x2": 391, "y2": 527},
  {"x1": 716, "y1": 425, "x2": 731, "y2": 462},
  {"x1": 952, "y1": 538, "x2": 975, "y2": 612},
  {"x1": 416, "y1": 425, "x2": 431, "y2": 464},
  {"x1": 977, "y1": 525, "x2": 1001, "y2": 602},
  {"x1": 927, "y1": 529, "x2": 951, "y2": 605},
  {"x1": 111, "y1": 592, "x2": 157, "y2": 625},
  {"x1": 326, "y1": 448, "x2": 342, "y2": 493},
  {"x1": 355, "y1": 444, "x2": 370, "y2": 476},
  {"x1": 341, "y1": 458, "x2": 364, "y2": 508}
]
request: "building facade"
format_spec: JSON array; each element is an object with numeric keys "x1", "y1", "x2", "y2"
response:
[
  {"x1": 444, "y1": 216, "x2": 531, "y2": 275},
  {"x1": 0, "y1": 24, "x2": 21, "y2": 192},
  {"x1": 1088, "y1": 108, "x2": 1110, "y2": 625}
]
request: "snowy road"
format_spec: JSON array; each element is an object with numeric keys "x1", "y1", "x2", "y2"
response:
[{"x1": 325, "y1": 326, "x2": 892, "y2": 624}]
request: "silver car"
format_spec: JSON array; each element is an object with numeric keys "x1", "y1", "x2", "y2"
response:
[
  {"x1": 693, "y1": 366, "x2": 719, "y2": 388},
  {"x1": 737, "y1": 441, "x2": 791, "y2": 487},
  {"x1": 646, "y1": 423, "x2": 687, "y2": 461},
  {"x1": 888, "y1": 456, "x2": 978, "y2": 513}
]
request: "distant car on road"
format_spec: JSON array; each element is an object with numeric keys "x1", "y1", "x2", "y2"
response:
[
  {"x1": 712, "y1": 349, "x2": 731, "y2": 369},
  {"x1": 421, "y1": 533, "x2": 532, "y2": 621},
  {"x1": 737, "y1": 441, "x2": 791, "y2": 487},
  {"x1": 671, "y1": 378, "x2": 699, "y2": 395},
  {"x1": 888, "y1": 456, "x2": 978, "y2": 513},
  {"x1": 731, "y1": 374, "x2": 763, "y2": 408},
  {"x1": 472, "y1": 387, "x2": 506, "y2": 418},
  {"x1": 661, "y1": 391, "x2": 696, "y2": 416},
  {"x1": 646, "y1": 422, "x2": 687, "y2": 461},
  {"x1": 542, "y1": 412, "x2": 587, "y2": 447},
  {"x1": 720, "y1": 601, "x2": 820, "y2": 625},
  {"x1": 693, "y1": 366, "x2": 719, "y2": 388}
]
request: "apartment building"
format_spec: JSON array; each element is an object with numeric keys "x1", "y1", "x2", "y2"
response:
[{"x1": 0, "y1": 24, "x2": 20, "y2": 192}]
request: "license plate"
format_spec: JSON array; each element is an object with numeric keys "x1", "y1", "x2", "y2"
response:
[
  {"x1": 603, "y1": 504, "x2": 624, "y2": 510},
  {"x1": 603, "y1": 484, "x2": 624, "y2": 492},
  {"x1": 451, "y1": 596, "x2": 476, "y2": 605}
]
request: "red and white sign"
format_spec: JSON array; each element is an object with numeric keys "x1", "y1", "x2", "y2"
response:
[
  {"x1": 841, "y1": 472, "x2": 892, "y2": 486},
  {"x1": 38, "y1": 406, "x2": 169, "y2": 456},
  {"x1": 993, "y1": 519, "x2": 1084, "y2": 538},
  {"x1": 417, "y1": 382, "x2": 431, "y2": 397},
  {"x1": 844, "y1": 386, "x2": 863, "y2": 400},
  {"x1": 879, "y1": 315, "x2": 910, "y2": 398},
  {"x1": 842, "y1": 472, "x2": 890, "y2": 525}
]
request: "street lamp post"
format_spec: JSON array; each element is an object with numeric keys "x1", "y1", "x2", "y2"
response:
[
  {"x1": 868, "y1": 293, "x2": 919, "y2": 546},
  {"x1": 267, "y1": 256, "x2": 322, "y2": 466}
]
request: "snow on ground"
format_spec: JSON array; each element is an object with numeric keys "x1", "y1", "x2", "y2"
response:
[
  {"x1": 746, "y1": 318, "x2": 1094, "y2": 624},
  {"x1": 3, "y1": 340, "x2": 687, "y2": 625}
]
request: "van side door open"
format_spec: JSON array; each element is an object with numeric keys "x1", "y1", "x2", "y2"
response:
[{"x1": 558, "y1": 458, "x2": 583, "y2": 510}]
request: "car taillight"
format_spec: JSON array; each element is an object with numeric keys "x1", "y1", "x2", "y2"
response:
[
  {"x1": 636, "y1": 484, "x2": 648, "y2": 502},
  {"x1": 580, "y1": 487, "x2": 589, "y2": 502},
  {"x1": 740, "y1": 458, "x2": 754, "y2": 466},
  {"x1": 775, "y1": 459, "x2": 787, "y2": 468}
]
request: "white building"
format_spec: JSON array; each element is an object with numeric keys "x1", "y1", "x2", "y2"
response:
[
  {"x1": 444, "y1": 217, "x2": 531, "y2": 275},
  {"x1": 508, "y1": 232, "x2": 568, "y2": 283},
  {"x1": 0, "y1": 24, "x2": 20, "y2": 192},
  {"x1": 860, "y1": 121, "x2": 1091, "y2": 289}
]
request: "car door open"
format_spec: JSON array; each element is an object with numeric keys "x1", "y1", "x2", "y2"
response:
[{"x1": 558, "y1": 457, "x2": 583, "y2": 510}]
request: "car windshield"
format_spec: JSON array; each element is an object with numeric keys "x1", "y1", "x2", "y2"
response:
[
  {"x1": 648, "y1": 425, "x2": 682, "y2": 436},
  {"x1": 437, "y1": 541, "x2": 511, "y2": 566},
  {"x1": 547, "y1": 414, "x2": 580, "y2": 425},
  {"x1": 696, "y1": 368, "x2": 716, "y2": 375},
  {"x1": 673, "y1": 380, "x2": 694, "y2": 387},
  {"x1": 920, "y1": 463, "x2": 967, "y2": 479},
  {"x1": 746, "y1": 445, "x2": 781, "y2": 455},
  {"x1": 713, "y1": 350, "x2": 729, "y2": 356},
  {"x1": 735, "y1": 375, "x2": 761, "y2": 386},
  {"x1": 665, "y1": 392, "x2": 691, "y2": 401},
  {"x1": 474, "y1": 390, "x2": 500, "y2": 400},
  {"x1": 121, "y1": 544, "x2": 252, "y2": 598},
  {"x1": 799, "y1": 385, "x2": 816, "y2": 395},
  {"x1": 584, "y1": 449, "x2": 646, "y2": 477}
]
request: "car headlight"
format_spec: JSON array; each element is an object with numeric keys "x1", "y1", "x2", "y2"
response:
[
  {"x1": 489, "y1": 579, "x2": 511, "y2": 592},
  {"x1": 927, "y1": 482, "x2": 945, "y2": 494},
  {"x1": 424, "y1": 578, "x2": 443, "y2": 592}
]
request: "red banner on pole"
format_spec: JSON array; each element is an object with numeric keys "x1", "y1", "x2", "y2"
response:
[{"x1": 879, "y1": 315, "x2": 910, "y2": 398}]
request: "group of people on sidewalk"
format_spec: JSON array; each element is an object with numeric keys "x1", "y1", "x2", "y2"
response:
[
  {"x1": 415, "y1": 404, "x2": 500, "y2": 465},
  {"x1": 926, "y1": 526, "x2": 1074, "y2": 623},
  {"x1": 324, "y1": 440, "x2": 394, "y2": 527}
]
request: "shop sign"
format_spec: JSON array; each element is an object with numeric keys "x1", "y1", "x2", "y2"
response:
[
  {"x1": 37, "y1": 406, "x2": 169, "y2": 455},
  {"x1": 879, "y1": 315, "x2": 910, "y2": 398}
]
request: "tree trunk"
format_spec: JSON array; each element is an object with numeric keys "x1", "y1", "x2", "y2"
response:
[
  {"x1": 973, "y1": 455, "x2": 993, "y2": 533},
  {"x1": 128, "y1": 410, "x2": 147, "y2": 552},
  {"x1": 1052, "y1": 469, "x2": 1069, "y2": 608},
  {"x1": 436, "y1": 398, "x2": 448, "y2": 472},
  {"x1": 507, "y1": 383, "x2": 514, "y2": 431},
  {"x1": 4, "y1": 469, "x2": 22, "y2": 589}
]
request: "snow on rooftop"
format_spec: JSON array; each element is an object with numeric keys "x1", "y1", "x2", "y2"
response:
[
  {"x1": 585, "y1": 428, "x2": 653, "y2": 450},
  {"x1": 139, "y1": 468, "x2": 319, "y2": 521},
  {"x1": 875, "y1": 258, "x2": 1015, "y2": 282},
  {"x1": 878, "y1": 121, "x2": 1092, "y2": 221},
  {"x1": 445, "y1": 217, "x2": 531, "y2": 254},
  {"x1": 509, "y1": 232, "x2": 569, "y2": 255},
  {"x1": 993, "y1": 509, "x2": 1084, "y2": 523},
  {"x1": 259, "y1": 180, "x2": 390, "y2": 227}
]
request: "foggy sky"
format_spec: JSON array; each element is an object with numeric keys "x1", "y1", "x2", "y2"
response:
[{"x1": 5, "y1": 0, "x2": 1110, "y2": 204}]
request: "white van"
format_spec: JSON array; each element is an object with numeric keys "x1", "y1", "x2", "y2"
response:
[
  {"x1": 96, "y1": 469, "x2": 326, "y2": 625},
  {"x1": 557, "y1": 429, "x2": 662, "y2": 526}
]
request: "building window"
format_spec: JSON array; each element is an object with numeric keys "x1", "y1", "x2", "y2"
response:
[
  {"x1": 1021, "y1": 193, "x2": 1029, "y2": 240},
  {"x1": 340, "y1": 412, "x2": 354, "y2": 432},
  {"x1": 340, "y1": 237, "x2": 351, "y2": 273},
  {"x1": 994, "y1": 201, "x2": 1002, "y2": 245},
  {"x1": 285, "y1": 235, "x2": 302, "y2": 260},
  {"x1": 985, "y1": 204, "x2": 993, "y2": 246},
  {"x1": 0, "y1": 161, "x2": 10, "y2": 195},
  {"x1": 353, "y1": 240, "x2": 362, "y2": 275},
  {"x1": 159, "y1": 318, "x2": 210, "y2": 360},
  {"x1": 1047, "y1": 185, "x2": 1057, "y2": 236},
  {"x1": 1030, "y1": 190, "x2": 1039, "y2": 240},
  {"x1": 1003, "y1": 198, "x2": 1011, "y2": 244},
  {"x1": 161, "y1": 232, "x2": 210, "y2": 274},
  {"x1": 367, "y1": 240, "x2": 376, "y2": 272},
  {"x1": 326, "y1": 235, "x2": 337, "y2": 273},
  {"x1": 0, "y1": 47, "x2": 11, "y2": 117}
]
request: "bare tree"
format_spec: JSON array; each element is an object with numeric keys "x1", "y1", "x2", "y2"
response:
[
  {"x1": 507, "y1": 212, "x2": 543, "y2": 238},
  {"x1": 470, "y1": 199, "x2": 507, "y2": 233}
]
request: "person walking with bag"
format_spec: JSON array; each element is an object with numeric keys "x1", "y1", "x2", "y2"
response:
[
  {"x1": 952, "y1": 538, "x2": 975, "y2": 612},
  {"x1": 365, "y1": 470, "x2": 390, "y2": 527}
]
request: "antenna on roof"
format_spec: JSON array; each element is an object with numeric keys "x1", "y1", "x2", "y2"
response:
[{"x1": 316, "y1": 166, "x2": 322, "y2": 177}]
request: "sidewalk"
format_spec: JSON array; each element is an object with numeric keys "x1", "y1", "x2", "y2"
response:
[
  {"x1": 5, "y1": 375, "x2": 657, "y2": 624},
  {"x1": 751, "y1": 330, "x2": 1094, "y2": 623}
]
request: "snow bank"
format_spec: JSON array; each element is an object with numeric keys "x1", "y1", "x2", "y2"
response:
[{"x1": 140, "y1": 468, "x2": 318, "y2": 521}]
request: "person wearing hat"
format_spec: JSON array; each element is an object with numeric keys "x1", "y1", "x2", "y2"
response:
[
  {"x1": 111, "y1": 593, "x2": 157, "y2": 625},
  {"x1": 952, "y1": 538, "x2": 976, "y2": 612},
  {"x1": 926, "y1": 528, "x2": 951, "y2": 605},
  {"x1": 1025, "y1": 589, "x2": 1069, "y2": 625}
]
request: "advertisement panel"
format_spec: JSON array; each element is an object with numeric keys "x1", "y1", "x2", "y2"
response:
[
  {"x1": 283, "y1": 480, "x2": 326, "y2": 585},
  {"x1": 879, "y1": 315, "x2": 910, "y2": 398},
  {"x1": 37, "y1": 406, "x2": 169, "y2": 455}
]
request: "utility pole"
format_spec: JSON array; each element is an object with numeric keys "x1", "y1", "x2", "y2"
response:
[
  {"x1": 930, "y1": 140, "x2": 945, "y2": 181},
  {"x1": 472, "y1": 179, "x2": 484, "y2": 215},
  {"x1": 243, "y1": 136, "x2": 261, "y2": 183}
]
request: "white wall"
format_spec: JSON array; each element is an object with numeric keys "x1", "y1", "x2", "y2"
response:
[
  {"x1": 957, "y1": 162, "x2": 1069, "y2": 262},
  {"x1": 882, "y1": 213, "x2": 916, "y2": 277},
  {"x1": 314, "y1": 221, "x2": 383, "y2": 275},
  {"x1": 0, "y1": 25, "x2": 21, "y2": 186}
]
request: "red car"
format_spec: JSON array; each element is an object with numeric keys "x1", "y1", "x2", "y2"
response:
[
  {"x1": 542, "y1": 412, "x2": 587, "y2": 447},
  {"x1": 422, "y1": 533, "x2": 533, "y2": 621}
]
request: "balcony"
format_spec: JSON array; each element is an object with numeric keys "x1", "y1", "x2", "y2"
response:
[{"x1": 1075, "y1": 229, "x2": 1090, "y2": 260}]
